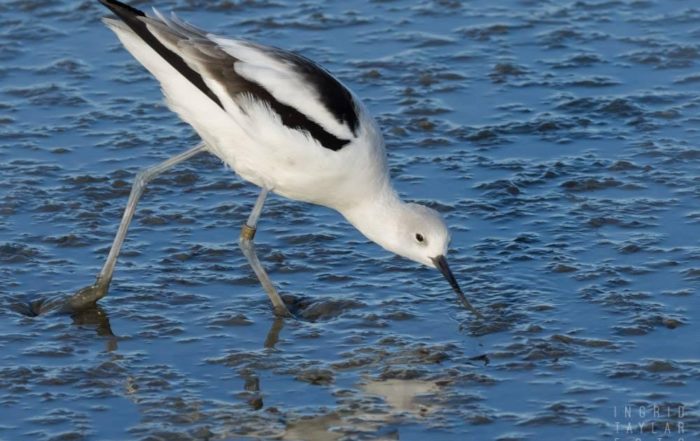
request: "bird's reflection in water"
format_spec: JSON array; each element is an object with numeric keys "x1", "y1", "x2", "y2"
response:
[
  {"x1": 264, "y1": 316, "x2": 285, "y2": 349},
  {"x1": 10, "y1": 295, "x2": 119, "y2": 351},
  {"x1": 283, "y1": 414, "x2": 350, "y2": 441},
  {"x1": 278, "y1": 378, "x2": 443, "y2": 440},
  {"x1": 238, "y1": 317, "x2": 285, "y2": 411},
  {"x1": 361, "y1": 378, "x2": 441, "y2": 417},
  {"x1": 70, "y1": 305, "x2": 118, "y2": 352},
  {"x1": 282, "y1": 412, "x2": 400, "y2": 441}
]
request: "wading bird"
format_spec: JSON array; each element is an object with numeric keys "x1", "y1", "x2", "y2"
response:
[{"x1": 68, "y1": 0, "x2": 482, "y2": 319}]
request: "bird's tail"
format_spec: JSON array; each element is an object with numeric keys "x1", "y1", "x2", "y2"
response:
[{"x1": 97, "y1": 0, "x2": 223, "y2": 108}]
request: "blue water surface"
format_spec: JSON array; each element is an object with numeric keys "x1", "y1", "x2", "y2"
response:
[{"x1": 1, "y1": 0, "x2": 699, "y2": 440}]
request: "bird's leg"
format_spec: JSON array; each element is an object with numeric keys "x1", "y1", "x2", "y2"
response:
[
  {"x1": 238, "y1": 188, "x2": 292, "y2": 317},
  {"x1": 64, "y1": 142, "x2": 208, "y2": 312}
]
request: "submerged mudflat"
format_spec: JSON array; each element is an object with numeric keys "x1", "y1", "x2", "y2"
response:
[{"x1": 0, "y1": 0, "x2": 698, "y2": 440}]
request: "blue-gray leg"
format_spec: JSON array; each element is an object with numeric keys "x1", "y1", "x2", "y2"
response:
[
  {"x1": 238, "y1": 188, "x2": 292, "y2": 317},
  {"x1": 61, "y1": 142, "x2": 208, "y2": 312}
]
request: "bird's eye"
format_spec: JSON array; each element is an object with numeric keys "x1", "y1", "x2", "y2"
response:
[{"x1": 415, "y1": 233, "x2": 425, "y2": 243}]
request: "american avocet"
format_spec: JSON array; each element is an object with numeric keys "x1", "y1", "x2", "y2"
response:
[{"x1": 68, "y1": 0, "x2": 482, "y2": 319}]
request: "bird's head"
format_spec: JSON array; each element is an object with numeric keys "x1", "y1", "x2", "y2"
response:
[
  {"x1": 389, "y1": 203, "x2": 450, "y2": 266},
  {"x1": 377, "y1": 203, "x2": 483, "y2": 318}
]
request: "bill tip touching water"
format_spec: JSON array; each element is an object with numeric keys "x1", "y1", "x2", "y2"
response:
[{"x1": 52, "y1": 0, "x2": 483, "y2": 319}]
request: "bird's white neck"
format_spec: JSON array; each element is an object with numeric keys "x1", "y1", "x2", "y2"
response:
[{"x1": 339, "y1": 182, "x2": 406, "y2": 255}]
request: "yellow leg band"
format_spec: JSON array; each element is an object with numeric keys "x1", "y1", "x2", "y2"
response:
[{"x1": 241, "y1": 224, "x2": 256, "y2": 241}]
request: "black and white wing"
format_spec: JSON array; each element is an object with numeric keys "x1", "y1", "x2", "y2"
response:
[{"x1": 99, "y1": 0, "x2": 361, "y2": 152}]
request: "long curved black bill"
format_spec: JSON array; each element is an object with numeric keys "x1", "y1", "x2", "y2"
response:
[{"x1": 432, "y1": 255, "x2": 483, "y2": 319}]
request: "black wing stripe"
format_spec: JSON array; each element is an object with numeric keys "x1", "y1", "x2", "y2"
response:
[
  {"x1": 249, "y1": 85, "x2": 352, "y2": 151},
  {"x1": 99, "y1": 0, "x2": 351, "y2": 151},
  {"x1": 259, "y1": 46, "x2": 360, "y2": 136},
  {"x1": 199, "y1": 59, "x2": 351, "y2": 151},
  {"x1": 99, "y1": 0, "x2": 223, "y2": 109}
]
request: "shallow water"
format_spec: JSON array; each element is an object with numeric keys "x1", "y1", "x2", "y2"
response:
[{"x1": 1, "y1": 0, "x2": 699, "y2": 440}]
